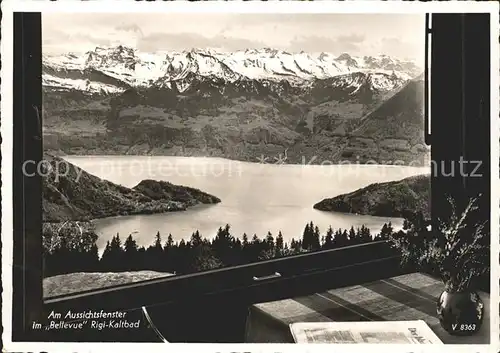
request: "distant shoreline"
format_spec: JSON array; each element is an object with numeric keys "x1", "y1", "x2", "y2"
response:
[
  {"x1": 313, "y1": 174, "x2": 430, "y2": 219},
  {"x1": 59, "y1": 153, "x2": 432, "y2": 169}
]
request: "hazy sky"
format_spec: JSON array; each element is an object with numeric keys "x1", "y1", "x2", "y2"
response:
[{"x1": 43, "y1": 13, "x2": 425, "y2": 61}]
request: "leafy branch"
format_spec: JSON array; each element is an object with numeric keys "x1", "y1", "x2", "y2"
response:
[{"x1": 389, "y1": 195, "x2": 489, "y2": 292}]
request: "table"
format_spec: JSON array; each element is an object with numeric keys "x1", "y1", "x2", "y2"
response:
[{"x1": 245, "y1": 273, "x2": 490, "y2": 344}]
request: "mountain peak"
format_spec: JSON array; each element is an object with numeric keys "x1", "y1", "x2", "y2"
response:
[
  {"x1": 318, "y1": 52, "x2": 330, "y2": 61},
  {"x1": 91, "y1": 45, "x2": 135, "y2": 54},
  {"x1": 337, "y1": 53, "x2": 352, "y2": 60},
  {"x1": 336, "y1": 53, "x2": 359, "y2": 68}
]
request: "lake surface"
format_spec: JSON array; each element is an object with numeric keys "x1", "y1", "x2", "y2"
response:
[{"x1": 64, "y1": 156, "x2": 429, "y2": 252}]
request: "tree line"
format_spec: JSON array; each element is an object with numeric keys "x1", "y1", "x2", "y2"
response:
[{"x1": 43, "y1": 221, "x2": 395, "y2": 278}]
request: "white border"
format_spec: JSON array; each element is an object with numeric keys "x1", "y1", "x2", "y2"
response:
[{"x1": 1, "y1": 1, "x2": 499, "y2": 352}]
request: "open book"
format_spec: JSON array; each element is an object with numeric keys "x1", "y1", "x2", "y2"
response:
[{"x1": 289, "y1": 320, "x2": 443, "y2": 344}]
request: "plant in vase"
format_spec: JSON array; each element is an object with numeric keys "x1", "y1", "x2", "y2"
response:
[{"x1": 389, "y1": 195, "x2": 489, "y2": 336}]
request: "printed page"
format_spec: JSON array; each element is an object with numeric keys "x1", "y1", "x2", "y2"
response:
[{"x1": 290, "y1": 320, "x2": 444, "y2": 344}]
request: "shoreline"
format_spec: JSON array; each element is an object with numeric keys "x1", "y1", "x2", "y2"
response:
[
  {"x1": 59, "y1": 153, "x2": 432, "y2": 169},
  {"x1": 42, "y1": 205, "x2": 189, "y2": 224},
  {"x1": 91, "y1": 208, "x2": 406, "y2": 253}
]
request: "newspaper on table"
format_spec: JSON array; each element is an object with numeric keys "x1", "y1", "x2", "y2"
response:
[{"x1": 289, "y1": 320, "x2": 443, "y2": 344}]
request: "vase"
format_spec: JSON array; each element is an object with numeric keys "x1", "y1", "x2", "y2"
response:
[{"x1": 436, "y1": 290, "x2": 484, "y2": 336}]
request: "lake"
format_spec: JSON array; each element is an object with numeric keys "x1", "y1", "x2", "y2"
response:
[{"x1": 64, "y1": 156, "x2": 429, "y2": 252}]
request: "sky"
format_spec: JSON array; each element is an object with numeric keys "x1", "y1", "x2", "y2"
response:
[{"x1": 42, "y1": 13, "x2": 425, "y2": 62}]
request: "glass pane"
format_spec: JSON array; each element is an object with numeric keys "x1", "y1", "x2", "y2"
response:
[{"x1": 41, "y1": 13, "x2": 429, "y2": 294}]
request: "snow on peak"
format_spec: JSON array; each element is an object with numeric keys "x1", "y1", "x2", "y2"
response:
[{"x1": 43, "y1": 45, "x2": 421, "y2": 94}]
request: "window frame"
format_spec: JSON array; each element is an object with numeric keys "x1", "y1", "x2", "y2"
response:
[{"x1": 10, "y1": 10, "x2": 494, "y2": 343}]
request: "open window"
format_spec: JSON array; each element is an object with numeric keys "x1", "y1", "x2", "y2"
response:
[{"x1": 10, "y1": 8, "x2": 494, "y2": 345}]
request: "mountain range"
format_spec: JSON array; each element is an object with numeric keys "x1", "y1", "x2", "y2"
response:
[{"x1": 43, "y1": 45, "x2": 428, "y2": 164}]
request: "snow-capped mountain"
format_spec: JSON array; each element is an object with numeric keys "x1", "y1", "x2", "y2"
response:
[
  {"x1": 43, "y1": 46, "x2": 426, "y2": 166},
  {"x1": 43, "y1": 45, "x2": 422, "y2": 95}
]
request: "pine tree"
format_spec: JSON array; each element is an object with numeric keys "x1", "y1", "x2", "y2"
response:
[
  {"x1": 276, "y1": 231, "x2": 284, "y2": 256},
  {"x1": 378, "y1": 222, "x2": 393, "y2": 240},
  {"x1": 324, "y1": 226, "x2": 334, "y2": 249},
  {"x1": 360, "y1": 225, "x2": 371, "y2": 243},
  {"x1": 165, "y1": 233, "x2": 174, "y2": 249},
  {"x1": 124, "y1": 234, "x2": 139, "y2": 270},
  {"x1": 176, "y1": 239, "x2": 188, "y2": 273},
  {"x1": 355, "y1": 227, "x2": 362, "y2": 244},
  {"x1": 213, "y1": 224, "x2": 236, "y2": 266},
  {"x1": 335, "y1": 228, "x2": 348, "y2": 247},
  {"x1": 163, "y1": 233, "x2": 175, "y2": 272},
  {"x1": 265, "y1": 231, "x2": 275, "y2": 253},
  {"x1": 154, "y1": 231, "x2": 162, "y2": 250},
  {"x1": 124, "y1": 234, "x2": 138, "y2": 253},
  {"x1": 111, "y1": 233, "x2": 122, "y2": 250},
  {"x1": 244, "y1": 234, "x2": 260, "y2": 262},
  {"x1": 87, "y1": 243, "x2": 100, "y2": 271},
  {"x1": 312, "y1": 225, "x2": 321, "y2": 250},
  {"x1": 145, "y1": 232, "x2": 164, "y2": 271},
  {"x1": 302, "y1": 221, "x2": 319, "y2": 251},
  {"x1": 191, "y1": 230, "x2": 203, "y2": 247},
  {"x1": 224, "y1": 224, "x2": 231, "y2": 236},
  {"x1": 234, "y1": 238, "x2": 242, "y2": 251},
  {"x1": 348, "y1": 226, "x2": 357, "y2": 243},
  {"x1": 387, "y1": 222, "x2": 393, "y2": 233},
  {"x1": 100, "y1": 240, "x2": 112, "y2": 269},
  {"x1": 342, "y1": 229, "x2": 349, "y2": 244},
  {"x1": 137, "y1": 246, "x2": 147, "y2": 270},
  {"x1": 302, "y1": 223, "x2": 311, "y2": 250},
  {"x1": 101, "y1": 235, "x2": 125, "y2": 271}
]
